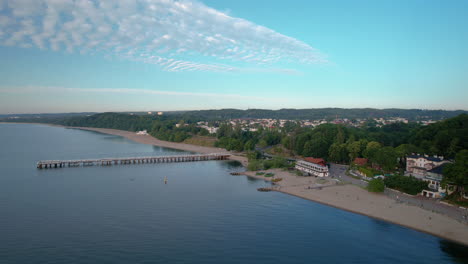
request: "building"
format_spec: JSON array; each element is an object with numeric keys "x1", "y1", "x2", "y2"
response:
[
  {"x1": 406, "y1": 154, "x2": 448, "y2": 179},
  {"x1": 353, "y1": 157, "x2": 368, "y2": 166},
  {"x1": 405, "y1": 154, "x2": 453, "y2": 198},
  {"x1": 295, "y1": 157, "x2": 329, "y2": 177},
  {"x1": 421, "y1": 163, "x2": 454, "y2": 198},
  {"x1": 136, "y1": 130, "x2": 148, "y2": 135},
  {"x1": 200, "y1": 125, "x2": 219, "y2": 134}
]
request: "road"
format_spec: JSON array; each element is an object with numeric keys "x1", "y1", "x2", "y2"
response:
[{"x1": 328, "y1": 163, "x2": 367, "y2": 187}]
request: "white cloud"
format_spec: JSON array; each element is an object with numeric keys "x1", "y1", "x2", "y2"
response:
[
  {"x1": 0, "y1": 0, "x2": 326, "y2": 72},
  {"x1": 0, "y1": 86, "x2": 284, "y2": 102}
]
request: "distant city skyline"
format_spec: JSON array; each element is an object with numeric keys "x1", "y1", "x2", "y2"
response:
[{"x1": 1, "y1": 0, "x2": 467, "y2": 114}]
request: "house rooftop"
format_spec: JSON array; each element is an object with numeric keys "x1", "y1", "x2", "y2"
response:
[
  {"x1": 353, "y1": 158, "x2": 368, "y2": 166},
  {"x1": 428, "y1": 163, "x2": 449, "y2": 175},
  {"x1": 407, "y1": 154, "x2": 444, "y2": 162},
  {"x1": 303, "y1": 157, "x2": 327, "y2": 167}
]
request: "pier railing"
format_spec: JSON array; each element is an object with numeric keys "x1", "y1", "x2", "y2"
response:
[{"x1": 37, "y1": 153, "x2": 230, "y2": 169}]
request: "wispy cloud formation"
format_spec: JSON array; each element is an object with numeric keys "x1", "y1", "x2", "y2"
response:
[
  {"x1": 0, "y1": 0, "x2": 325, "y2": 72},
  {"x1": 1, "y1": 86, "x2": 284, "y2": 102}
]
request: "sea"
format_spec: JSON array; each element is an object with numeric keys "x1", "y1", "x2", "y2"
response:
[{"x1": 0, "y1": 123, "x2": 467, "y2": 264}]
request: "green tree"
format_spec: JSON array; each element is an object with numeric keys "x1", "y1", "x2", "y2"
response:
[
  {"x1": 272, "y1": 156, "x2": 289, "y2": 168},
  {"x1": 442, "y1": 150, "x2": 468, "y2": 198},
  {"x1": 281, "y1": 136, "x2": 292, "y2": 150},
  {"x1": 447, "y1": 138, "x2": 462, "y2": 158},
  {"x1": 246, "y1": 151, "x2": 262, "y2": 161},
  {"x1": 368, "y1": 178, "x2": 385, "y2": 192},
  {"x1": 247, "y1": 160, "x2": 263, "y2": 171},
  {"x1": 395, "y1": 144, "x2": 420, "y2": 158},
  {"x1": 263, "y1": 131, "x2": 282, "y2": 146},
  {"x1": 335, "y1": 126, "x2": 346, "y2": 144},
  {"x1": 199, "y1": 128, "x2": 209, "y2": 136},
  {"x1": 303, "y1": 136, "x2": 329, "y2": 158},
  {"x1": 283, "y1": 121, "x2": 300, "y2": 132},
  {"x1": 328, "y1": 143, "x2": 347, "y2": 163},
  {"x1": 244, "y1": 140, "x2": 256, "y2": 151},
  {"x1": 374, "y1": 146, "x2": 397, "y2": 171},
  {"x1": 364, "y1": 141, "x2": 382, "y2": 161},
  {"x1": 384, "y1": 175, "x2": 427, "y2": 195},
  {"x1": 347, "y1": 141, "x2": 362, "y2": 162},
  {"x1": 294, "y1": 134, "x2": 310, "y2": 155},
  {"x1": 217, "y1": 124, "x2": 232, "y2": 138},
  {"x1": 227, "y1": 138, "x2": 244, "y2": 152},
  {"x1": 258, "y1": 139, "x2": 268, "y2": 148}
]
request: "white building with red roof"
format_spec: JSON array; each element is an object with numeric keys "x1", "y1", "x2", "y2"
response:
[{"x1": 295, "y1": 157, "x2": 329, "y2": 177}]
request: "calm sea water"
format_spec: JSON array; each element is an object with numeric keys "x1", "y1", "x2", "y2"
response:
[{"x1": 0, "y1": 123, "x2": 467, "y2": 264}]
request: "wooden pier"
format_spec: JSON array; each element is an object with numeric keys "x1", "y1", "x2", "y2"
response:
[{"x1": 37, "y1": 153, "x2": 230, "y2": 169}]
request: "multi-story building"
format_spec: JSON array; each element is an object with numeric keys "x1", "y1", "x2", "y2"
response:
[
  {"x1": 295, "y1": 157, "x2": 329, "y2": 177},
  {"x1": 406, "y1": 154, "x2": 448, "y2": 179},
  {"x1": 421, "y1": 163, "x2": 454, "y2": 198},
  {"x1": 406, "y1": 154, "x2": 453, "y2": 198}
]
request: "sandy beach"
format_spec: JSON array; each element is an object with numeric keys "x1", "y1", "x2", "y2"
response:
[
  {"x1": 244, "y1": 168, "x2": 468, "y2": 246},
  {"x1": 75, "y1": 126, "x2": 468, "y2": 246},
  {"x1": 13, "y1": 124, "x2": 467, "y2": 246}
]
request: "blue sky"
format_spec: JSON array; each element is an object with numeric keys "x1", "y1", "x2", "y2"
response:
[{"x1": 0, "y1": 0, "x2": 467, "y2": 114}]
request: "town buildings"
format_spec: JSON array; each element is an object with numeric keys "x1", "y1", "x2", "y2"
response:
[
  {"x1": 194, "y1": 116, "x2": 416, "y2": 133},
  {"x1": 295, "y1": 157, "x2": 329, "y2": 177},
  {"x1": 196, "y1": 121, "x2": 219, "y2": 134}
]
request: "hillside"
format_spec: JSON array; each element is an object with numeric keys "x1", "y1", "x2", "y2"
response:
[{"x1": 163, "y1": 108, "x2": 467, "y2": 121}]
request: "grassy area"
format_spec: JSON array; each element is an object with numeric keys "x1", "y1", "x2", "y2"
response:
[
  {"x1": 248, "y1": 156, "x2": 292, "y2": 171},
  {"x1": 265, "y1": 173, "x2": 275, "y2": 177},
  {"x1": 357, "y1": 166, "x2": 381, "y2": 177},
  {"x1": 256, "y1": 172, "x2": 265, "y2": 176},
  {"x1": 183, "y1": 136, "x2": 217, "y2": 147}
]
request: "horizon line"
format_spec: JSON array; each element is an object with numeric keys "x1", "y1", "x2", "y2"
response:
[{"x1": 1, "y1": 107, "x2": 467, "y2": 116}]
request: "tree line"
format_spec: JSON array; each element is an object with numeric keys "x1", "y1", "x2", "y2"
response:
[
  {"x1": 163, "y1": 108, "x2": 467, "y2": 121},
  {"x1": 215, "y1": 114, "x2": 466, "y2": 170},
  {"x1": 6, "y1": 112, "x2": 466, "y2": 172}
]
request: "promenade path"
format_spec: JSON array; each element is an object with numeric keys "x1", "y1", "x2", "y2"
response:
[{"x1": 328, "y1": 163, "x2": 468, "y2": 225}]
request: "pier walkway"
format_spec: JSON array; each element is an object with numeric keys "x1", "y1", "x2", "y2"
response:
[{"x1": 37, "y1": 153, "x2": 230, "y2": 169}]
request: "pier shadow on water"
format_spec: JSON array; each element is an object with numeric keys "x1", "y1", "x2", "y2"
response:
[{"x1": 219, "y1": 160, "x2": 243, "y2": 170}]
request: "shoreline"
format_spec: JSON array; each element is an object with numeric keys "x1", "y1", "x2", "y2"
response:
[
  {"x1": 276, "y1": 188, "x2": 467, "y2": 246},
  {"x1": 243, "y1": 169, "x2": 468, "y2": 246},
  {"x1": 69, "y1": 126, "x2": 249, "y2": 167},
  {"x1": 3, "y1": 122, "x2": 468, "y2": 246},
  {"x1": 0, "y1": 122, "x2": 248, "y2": 166}
]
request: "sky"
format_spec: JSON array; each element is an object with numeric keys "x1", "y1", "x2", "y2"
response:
[{"x1": 0, "y1": 0, "x2": 467, "y2": 114}]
